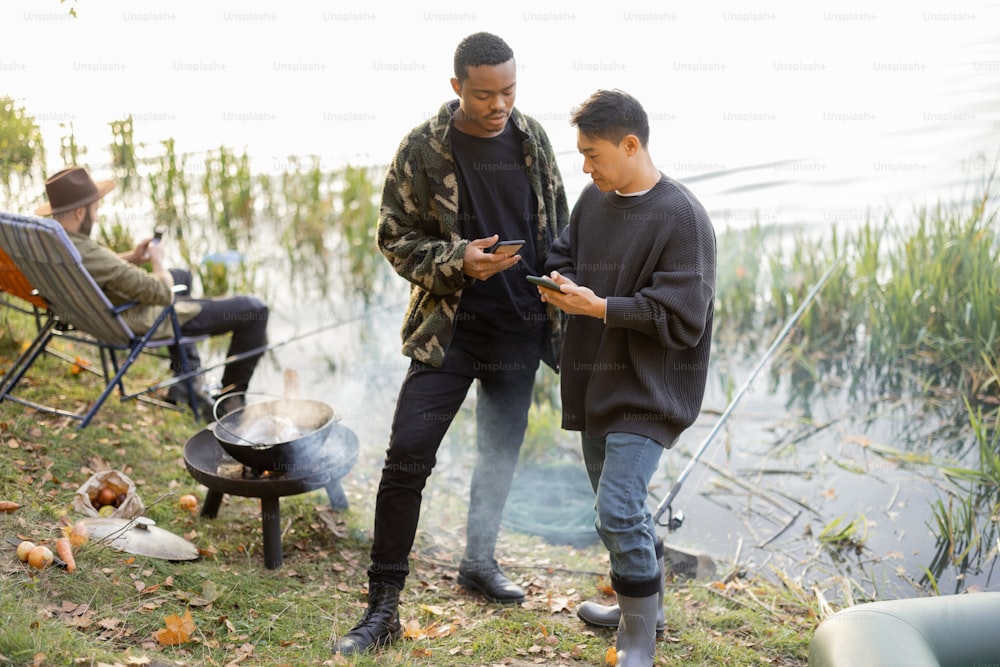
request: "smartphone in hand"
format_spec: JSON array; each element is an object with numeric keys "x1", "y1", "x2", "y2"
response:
[
  {"x1": 486, "y1": 239, "x2": 525, "y2": 256},
  {"x1": 152, "y1": 226, "x2": 166, "y2": 244},
  {"x1": 526, "y1": 274, "x2": 561, "y2": 291}
]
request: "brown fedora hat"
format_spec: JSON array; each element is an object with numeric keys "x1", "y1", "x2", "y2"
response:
[{"x1": 35, "y1": 166, "x2": 115, "y2": 216}]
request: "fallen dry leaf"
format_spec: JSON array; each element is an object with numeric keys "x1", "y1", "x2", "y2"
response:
[
  {"x1": 197, "y1": 545, "x2": 218, "y2": 558},
  {"x1": 402, "y1": 618, "x2": 423, "y2": 639},
  {"x1": 154, "y1": 609, "x2": 196, "y2": 646},
  {"x1": 547, "y1": 593, "x2": 573, "y2": 613},
  {"x1": 402, "y1": 618, "x2": 455, "y2": 641},
  {"x1": 420, "y1": 621, "x2": 454, "y2": 639},
  {"x1": 175, "y1": 580, "x2": 220, "y2": 607},
  {"x1": 418, "y1": 603, "x2": 446, "y2": 616},
  {"x1": 65, "y1": 610, "x2": 97, "y2": 630},
  {"x1": 98, "y1": 617, "x2": 123, "y2": 630}
]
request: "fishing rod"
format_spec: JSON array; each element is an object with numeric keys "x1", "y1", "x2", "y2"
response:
[
  {"x1": 139, "y1": 299, "x2": 408, "y2": 397},
  {"x1": 653, "y1": 254, "x2": 843, "y2": 531}
]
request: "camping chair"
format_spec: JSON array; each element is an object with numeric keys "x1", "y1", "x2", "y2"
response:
[
  {"x1": 0, "y1": 211, "x2": 208, "y2": 428},
  {"x1": 0, "y1": 243, "x2": 103, "y2": 377},
  {"x1": 0, "y1": 243, "x2": 48, "y2": 323}
]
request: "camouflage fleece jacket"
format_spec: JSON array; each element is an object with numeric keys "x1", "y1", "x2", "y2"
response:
[{"x1": 377, "y1": 99, "x2": 569, "y2": 369}]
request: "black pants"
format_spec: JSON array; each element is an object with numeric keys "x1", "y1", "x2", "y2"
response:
[
  {"x1": 166, "y1": 269, "x2": 268, "y2": 393},
  {"x1": 367, "y1": 329, "x2": 542, "y2": 589}
]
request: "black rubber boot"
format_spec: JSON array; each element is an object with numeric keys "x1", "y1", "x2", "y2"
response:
[
  {"x1": 332, "y1": 582, "x2": 403, "y2": 656},
  {"x1": 578, "y1": 546, "x2": 665, "y2": 636}
]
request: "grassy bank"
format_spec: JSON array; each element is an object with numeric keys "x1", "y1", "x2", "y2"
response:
[{"x1": 0, "y1": 320, "x2": 816, "y2": 666}]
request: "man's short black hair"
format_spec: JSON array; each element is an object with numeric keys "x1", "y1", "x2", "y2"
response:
[
  {"x1": 453, "y1": 32, "x2": 515, "y2": 83},
  {"x1": 571, "y1": 89, "x2": 650, "y2": 148}
]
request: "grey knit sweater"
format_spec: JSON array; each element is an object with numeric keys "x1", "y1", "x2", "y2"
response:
[{"x1": 544, "y1": 175, "x2": 716, "y2": 448}]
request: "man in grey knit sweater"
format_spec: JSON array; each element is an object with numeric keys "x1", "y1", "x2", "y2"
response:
[{"x1": 538, "y1": 89, "x2": 716, "y2": 667}]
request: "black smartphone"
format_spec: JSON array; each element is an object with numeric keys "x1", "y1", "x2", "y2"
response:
[
  {"x1": 486, "y1": 239, "x2": 525, "y2": 256},
  {"x1": 526, "y1": 274, "x2": 561, "y2": 291},
  {"x1": 152, "y1": 226, "x2": 166, "y2": 243}
]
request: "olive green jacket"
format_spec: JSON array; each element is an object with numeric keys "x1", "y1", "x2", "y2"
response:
[
  {"x1": 377, "y1": 100, "x2": 569, "y2": 368},
  {"x1": 69, "y1": 231, "x2": 201, "y2": 339}
]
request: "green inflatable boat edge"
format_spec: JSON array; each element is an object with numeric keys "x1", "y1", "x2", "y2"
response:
[{"x1": 809, "y1": 592, "x2": 1000, "y2": 666}]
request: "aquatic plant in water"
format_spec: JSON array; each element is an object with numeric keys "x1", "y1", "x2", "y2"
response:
[
  {"x1": 817, "y1": 513, "x2": 869, "y2": 553},
  {"x1": 923, "y1": 401, "x2": 1000, "y2": 592},
  {"x1": 715, "y1": 171, "x2": 1000, "y2": 406}
]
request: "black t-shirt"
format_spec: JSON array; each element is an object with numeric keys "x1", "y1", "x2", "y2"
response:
[{"x1": 450, "y1": 121, "x2": 546, "y2": 340}]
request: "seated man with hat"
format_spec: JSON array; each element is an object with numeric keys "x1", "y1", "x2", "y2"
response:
[{"x1": 35, "y1": 165, "x2": 269, "y2": 419}]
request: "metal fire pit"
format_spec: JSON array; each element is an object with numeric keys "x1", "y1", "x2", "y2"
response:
[{"x1": 184, "y1": 422, "x2": 358, "y2": 569}]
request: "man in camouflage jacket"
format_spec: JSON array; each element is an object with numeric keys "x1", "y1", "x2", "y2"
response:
[{"x1": 377, "y1": 100, "x2": 567, "y2": 369}]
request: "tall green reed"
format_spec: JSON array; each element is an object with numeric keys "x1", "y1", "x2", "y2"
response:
[
  {"x1": 863, "y1": 180, "x2": 999, "y2": 396},
  {"x1": 0, "y1": 96, "x2": 46, "y2": 207},
  {"x1": 714, "y1": 222, "x2": 772, "y2": 342},
  {"x1": 716, "y1": 173, "x2": 1000, "y2": 405},
  {"x1": 109, "y1": 116, "x2": 138, "y2": 193},
  {"x1": 147, "y1": 138, "x2": 189, "y2": 230},
  {"x1": 338, "y1": 164, "x2": 383, "y2": 300},
  {"x1": 202, "y1": 146, "x2": 254, "y2": 248},
  {"x1": 58, "y1": 123, "x2": 85, "y2": 167},
  {"x1": 277, "y1": 156, "x2": 336, "y2": 294}
]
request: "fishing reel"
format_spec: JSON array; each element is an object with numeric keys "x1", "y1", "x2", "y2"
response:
[{"x1": 656, "y1": 505, "x2": 685, "y2": 532}]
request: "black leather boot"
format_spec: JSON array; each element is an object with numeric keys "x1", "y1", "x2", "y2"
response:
[
  {"x1": 458, "y1": 559, "x2": 525, "y2": 604},
  {"x1": 332, "y1": 582, "x2": 403, "y2": 655}
]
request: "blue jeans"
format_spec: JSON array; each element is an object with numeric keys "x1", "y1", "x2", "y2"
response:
[{"x1": 582, "y1": 431, "x2": 663, "y2": 598}]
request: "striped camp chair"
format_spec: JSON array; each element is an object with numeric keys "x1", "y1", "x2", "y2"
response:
[
  {"x1": 1, "y1": 241, "x2": 50, "y2": 342},
  {"x1": 0, "y1": 243, "x2": 48, "y2": 313},
  {"x1": 0, "y1": 241, "x2": 107, "y2": 377},
  {"x1": 0, "y1": 210, "x2": 207, "y2": 428}
]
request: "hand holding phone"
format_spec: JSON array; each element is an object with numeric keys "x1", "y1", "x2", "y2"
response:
[
  {"x1": 526, "y1": 274, "x2": 562, "y2": 291},
  {"x1": 486, "y1": 239, "x2": 525, "y2": 257},
  {"x1": 152, "y1": 226, "x2": 166, "y2": 244}
]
